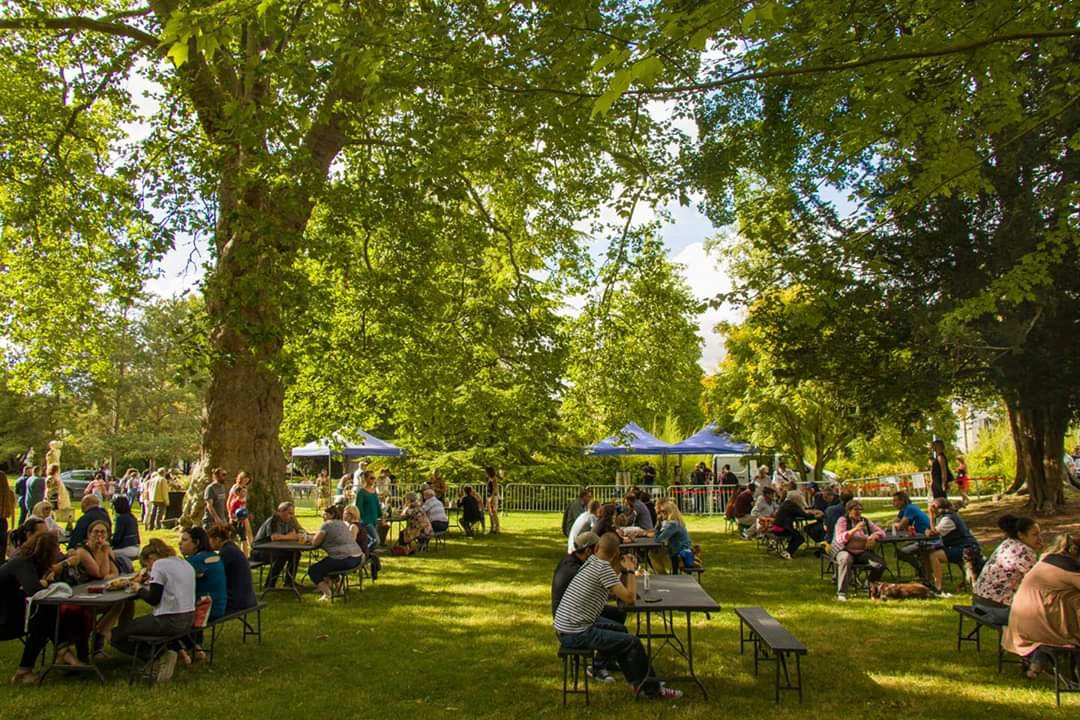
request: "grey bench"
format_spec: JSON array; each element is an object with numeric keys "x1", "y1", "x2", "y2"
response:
[
  {"x1": 206, "y1": 601, "x2": 267, "y2": 663},
  {"x1": 735, "y1": 607, "x2": 807, "y2": 703}
]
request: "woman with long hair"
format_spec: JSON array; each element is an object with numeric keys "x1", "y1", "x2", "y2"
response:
[
  {"x1": 485, "y1": 466, "x2": 501, "y2": 535},
  {"x1": 1, "y1": 532, "x2": 88, "y2": 683},
  {"x1": 972, "y1": 514, "x2": 1042, "y2": 625},
  {"x1": 651, "y1": 499, "x2": 696, "y2": 573}
]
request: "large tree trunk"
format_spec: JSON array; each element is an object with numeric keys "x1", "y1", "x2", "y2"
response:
[
  {"x1": 1006, "y1": 393, "x2": 1068, "y2": 514},
  {"x1": 1003, "y1": 402, "x2": 1026, "y2": 495},
  {"x1": 181, "y1": 168, "x2": 317, "y2": 526}
]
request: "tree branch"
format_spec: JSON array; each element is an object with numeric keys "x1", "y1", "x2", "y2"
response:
[
  {"x1": 0, "y1": 15, "x2": 159, "y2": 47},
  {"x1": 634, "y1": 30, "x2": 1080, "y2": 96}
]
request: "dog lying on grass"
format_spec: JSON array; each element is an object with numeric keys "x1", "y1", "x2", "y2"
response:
[{"x1": 869, "y1": 581, "x2": 936, "y2": 600}]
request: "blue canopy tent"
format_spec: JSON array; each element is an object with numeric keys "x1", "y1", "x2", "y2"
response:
[
  {"x1": 290, "y1": 430, "x2": 405, "y2": 474},
  {"x1": 668, "y1": 422, "x2": 752, "y2": 455},
  {"x1": 585, "y1": 422, "x2": 673, "y2": 456}
]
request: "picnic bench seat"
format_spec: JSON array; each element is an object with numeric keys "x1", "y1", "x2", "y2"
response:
[
  {"x1": 432, "y1": 529, "x2": 449, "y2": 550},
  {"x1": 323, "y1": 561, "x2": 368, "y2": 603},
  {"x1": 735, "y1": 607, "x2": 807, "y2": 704},
  {"x1": 557, "y1": 646, "x2": 594, "y2": 706},
  {"x1": 206, "y1": 601, "x2": 268, "y2": 663},
  {"x1": 126, "y1": 629, "x2": 197, "y2": 685},
  {"x1": 953, "y1": 605, "x2": 1010, "y2": 670}
]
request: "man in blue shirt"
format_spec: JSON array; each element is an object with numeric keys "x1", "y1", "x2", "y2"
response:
[{"x1": 891, "y1": 491, "x2": 934, "y2": 580}]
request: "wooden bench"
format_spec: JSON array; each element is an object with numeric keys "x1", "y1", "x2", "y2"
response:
[
  {"x1": 735, "y1": 607, "x2": 807, "y2": 703},
  {"x1": 953, "y1": 605, "x2": 1016, "y2": 673},
  {"x1": 557, "y1": 646, "x2": 594, "y2": 706},
  {"x1": 323, "y1": 561, "x2": 368, "y2": 603},
  {"x1": 206, "y1": 601, "x2": 267, "y2": 663}
]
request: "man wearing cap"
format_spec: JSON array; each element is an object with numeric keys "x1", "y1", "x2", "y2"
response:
[{"x1": 551, "y1": 531, "x2": 627, "y2": 684}]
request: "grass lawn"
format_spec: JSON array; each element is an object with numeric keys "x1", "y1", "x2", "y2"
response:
[{"x1": 0, "y1": 509, "x2": 1073, "y2": 718}]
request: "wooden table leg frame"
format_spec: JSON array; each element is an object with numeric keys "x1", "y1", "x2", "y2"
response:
[{"x1": 738, "y1": 615, "x2": 803, "y2": 704}]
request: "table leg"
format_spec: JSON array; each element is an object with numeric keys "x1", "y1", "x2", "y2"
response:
[
  {"x1": 37, "y1": 605, "x2": 63, "y2": 685},
  {"x1": 685, "y1": 610, "x2": 707, "y2": 699}
]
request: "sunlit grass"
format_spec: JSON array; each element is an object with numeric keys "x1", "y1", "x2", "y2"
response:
[{"x1": 0, "y1": 510, "x2": 1073, "y2": 717}]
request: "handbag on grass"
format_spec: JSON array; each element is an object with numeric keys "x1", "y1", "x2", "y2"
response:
[{"x1": 192, "y1": 596, "x2": 213, "y2": 629}]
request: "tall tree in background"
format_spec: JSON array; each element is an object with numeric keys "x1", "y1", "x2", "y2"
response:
[
  {"x1": 0, "y1": 2, "x2": 688, "y2": 520},
  {"x1": 588, "y1": 1, "x2": 1079, "y2": 512},
  {"x1": 563, "y1": 236, "x2": 704, "y2": 443}
]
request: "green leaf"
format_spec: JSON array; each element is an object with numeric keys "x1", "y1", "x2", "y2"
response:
[
  {"x1": 630, "y1": 56, "x2": 664, "y2": 88},
  {"x1": 167, "y1": 40, "x2": 189, "y2": 68}
]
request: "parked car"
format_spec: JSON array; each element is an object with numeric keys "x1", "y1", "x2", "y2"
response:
[{"x1": 59, "y1": 469, "x2": 97, "y2": 497}]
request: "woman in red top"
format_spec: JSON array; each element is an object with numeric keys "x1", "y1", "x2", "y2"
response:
[{"x1": 227, "y1": 472, "x2": 254, "y2": 555}]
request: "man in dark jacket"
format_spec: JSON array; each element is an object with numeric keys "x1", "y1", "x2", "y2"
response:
[
  {"x1": 562, "y1": 488, "x2": 592, "y2": 537},
  {"x1": 67, "y1": 495, "x2": 112, "y2": 550}
]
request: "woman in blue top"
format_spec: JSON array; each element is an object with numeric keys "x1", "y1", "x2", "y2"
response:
[
  {"x1": 179, "y1": 526, "x2": 227, "y2": 663},
  {"x1": 649, "y1": 499, "x2": 695, "y2": 573},
  {"x1": 110, "y1": 496, "x2": 141, "y2": 566}
]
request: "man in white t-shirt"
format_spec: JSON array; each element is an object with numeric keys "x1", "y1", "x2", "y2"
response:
[
  {"x1": 565, "y1": 501, "x2": 599, "y2": 554},
  {"x1": 553, "y1": 533, "x2": 683, "y2": 700}
]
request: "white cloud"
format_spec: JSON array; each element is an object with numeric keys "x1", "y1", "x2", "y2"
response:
[{"x1": 672, "y1": 241, "x2": 740, "y2": 373}]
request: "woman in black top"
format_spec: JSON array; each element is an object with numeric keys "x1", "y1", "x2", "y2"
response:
[
  {"x1": 457, "y1": 486, "x2": 485, "y2": 536},
  {"x1": 1, "y1": 531, "x2": 88, "y2": 683},
  {"x1": 207, "y1": 525, "x2": 257, "y2": 613},
  {"x1": 930, "y1": 439, "x2": 952, "y2": 500}
]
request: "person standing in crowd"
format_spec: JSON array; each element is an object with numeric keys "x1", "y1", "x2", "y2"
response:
[
  {"x1": 641, "y1": 461, "x2": 656, "y2": 486},
  {"x1": 429, "y1": 470, "x2": 447, "y2": 503},
  {"x1": 203, "y1": 467, "x2": 228, "y2": 529},
  {"x1": 46, "y1": 464, "x2": 73, "y2": 525},
  {"x1": 315, "y1": 470, "x2": 333, "y2": 513},
  {"x1": 929, "y1": 439, "x2": 953, "y2": 500},
  {"x1": 562, "y1": 488, "x2": 592, "y2": 537},
  {"x1": 354, "y1": 471, "x2": 381, "y2": 550},
  {"x1": 485, "y1": 466, "x2": 501, "y2": 535},
  {"x1": 150, "y1": 470, "x2": 170, "y2": 530},
  {"x1": 954, "y1": 455, "x2": 971, "y2": 507},
  {"x1": 14, "y1": 467, "x2": 29, "y2": 528},
  {"x1": 227, "y1": 471, "x2": 254, "y2": 554},
  {"x1": 720, "y1": 464, "x2": 739, "y2": 487}
]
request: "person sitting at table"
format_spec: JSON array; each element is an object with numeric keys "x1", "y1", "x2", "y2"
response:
[
  {"x1": 2, "y1": 531, "x2": 90, "y2": 684},
  {"x1": 551, "y1": 531, "x2": 626, "y2": 684},
  {"x1": 110, "y1": 496, "x2": 141, "y2": 566},
  {"x1": 832, "y1": 499, "x2": 887, "y2": 601},
  {"x1": 562, "y1": 488, "x2": 592, "y2": 537},
  {"x1": 177, "y1": 526, "x2": 226, "y2": 663},
  {"x1": 67, "y1": 494, "x2": 112, "y2": 550},
  {"x1": 926, "y1": 497, "x2": 984, "y2": 592},
  {"x1": 627, "y1": 489, "x2": 651, "y2": 532},
  {"x1": 770, "y1": 490, "x2": 823, "y2": 560},
  {"x1": 308, "y1": 505, "x2": 366, "y2": 602},
  {"x1": 110, "y1": 538, "x2": 196, "y2": 683},
  {"x1": 823, "y1": 490, "x2": 853, "y2": 545},
  {"x1": 592, "y1": 503, "x2": 619, "y2": 539},
  {"x1": 648, "y1": 499, "x2": 695, "y2": 573},
  {"x1": 457, "y1": 485, "x2": 484, "y2": 536},
  {"x1": 554, "y1": 531, "x2": 682, "y2": 700},
  {"x1": 731, "y1": 483, "x2": 756, "y2": 536},
  {"x1": 8, "y1": 516, "x2": 47, "y2": 550},
  {"x1": 566, "y1": 501, "x2": 600, "y2": 554},
  {"x1": 972, "y1": 515, "x2": 1042, "y2": 625},
  {"x1": 31, "y1": 500, "x2": 63, "y2": 538},
  {"x1": 69, "y1": 519, "x2": 120, "y2": 584},
  {"x1": 747, "y1": 486, "x2": 778, "y2": 540},
  {"x1": 252, "y1": 502, "x2": 306, "y2": 589},
  {"x1": 1002, "y1": 533, "x2": 1080, "y2": 679},
  {"x1": 207, "y1": 525, "x2": 258, "y2": 614},
  {"x1": 393, "y1": 493, "x2": 433, "y2": 555},
  {"x1": 889, "y1": 491, "x2": 932, "y2": 577},
  {"x1": 421, "y1": 489, "x2": 450, "y2": 533}
]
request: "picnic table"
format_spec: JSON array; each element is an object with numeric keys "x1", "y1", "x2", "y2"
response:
[
  {"x1": 874, "y1": 532, "x2": 933, "y2": 580},
  {"x1": 36, "y1": 578, "x2": 139, "y2": 684},
  {"x1": 620, "y1": 536, "x2": 665, "y2": 572},
  {"x1": 254, "y1": 540, "x2": 320, "y2": 601},
  {"x1": 617, "y1": 574, "x2": 720, "y2": 698}
]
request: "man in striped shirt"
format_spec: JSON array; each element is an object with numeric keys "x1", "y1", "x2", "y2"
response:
[{"x1": 553, "y1": 532, "x2": 682, "y2": 700}]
